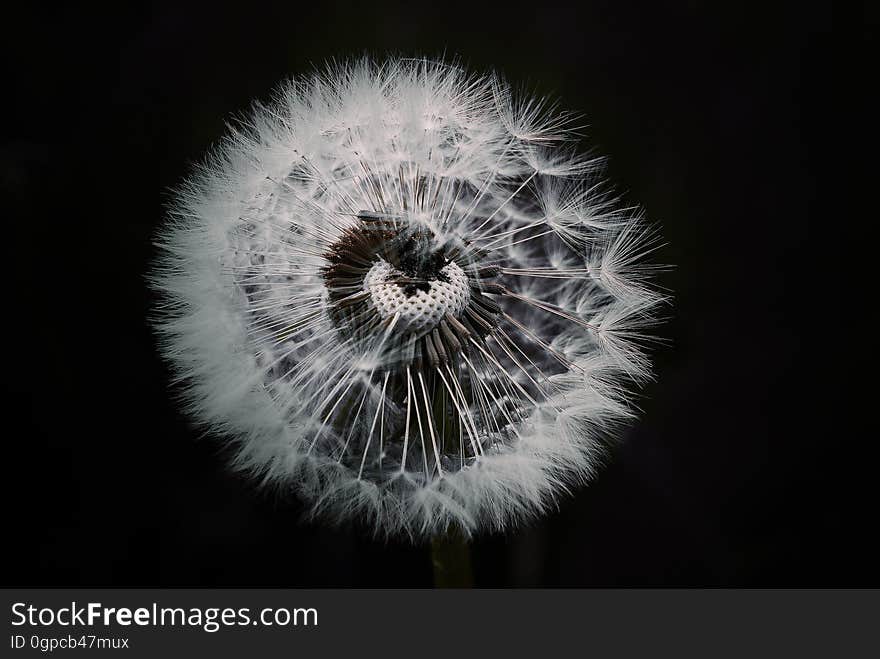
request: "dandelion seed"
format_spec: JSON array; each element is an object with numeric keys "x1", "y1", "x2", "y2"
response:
[{"x1": 150, "y1": 57, "x2": 668, "y2": 539}]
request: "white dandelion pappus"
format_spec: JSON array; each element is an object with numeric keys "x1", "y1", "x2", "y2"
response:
[{"x1": 151, "y1": 57, "x2": 667, "y2": 539}]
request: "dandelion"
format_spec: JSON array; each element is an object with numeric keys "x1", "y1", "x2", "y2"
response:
[{"x1": 151, "y1": 57, "x2": 667, "y2": 540}]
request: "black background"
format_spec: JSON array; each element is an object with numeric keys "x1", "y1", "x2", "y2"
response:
[{"x1": 3, "y1": 1, "x2": 858, "y2": 586}]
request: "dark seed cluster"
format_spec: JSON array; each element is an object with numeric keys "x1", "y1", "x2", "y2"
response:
[{"x1": 322, "y1": 211, "x2": 504, "y2": 369}]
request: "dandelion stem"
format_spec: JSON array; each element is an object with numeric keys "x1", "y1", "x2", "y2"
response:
[{"x1": 430, "y1": 529, "x2": 473, "y2": 588}]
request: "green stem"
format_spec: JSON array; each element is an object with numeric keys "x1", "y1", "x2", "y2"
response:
[{"x1": 431, "y1": 528, "x2": 473, "y2": 588}]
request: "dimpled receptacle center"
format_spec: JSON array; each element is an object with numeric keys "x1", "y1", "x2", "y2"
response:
[{"x1": 364, "y1": 260, "x2": 470, "y2": 334}]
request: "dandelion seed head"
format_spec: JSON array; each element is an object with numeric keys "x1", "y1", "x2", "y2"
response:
[{"x1": 150, "y1": 57, "x2": 668, "y2": 539}]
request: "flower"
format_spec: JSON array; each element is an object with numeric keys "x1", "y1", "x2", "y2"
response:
[{"x1": 151, "y1": 57, "x2": 667, "y2": 539}]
